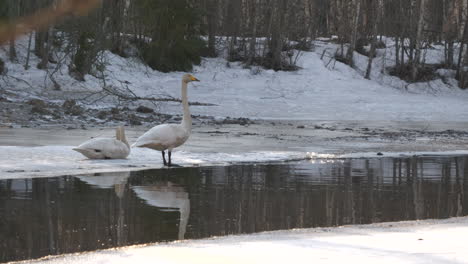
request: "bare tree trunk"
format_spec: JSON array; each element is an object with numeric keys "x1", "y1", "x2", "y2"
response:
[
  {"x1": 8, "y1": 0, "x2": 18, "y2": 62},
  {"x1": 0, "y1": 58, "x2": 5, "y2": 75},
  {"x1": 24, "y1": 33, "x2": 33, "y2": 70},
  {"x1": 447, "y1": 41, "x2": 454, "y2": 67},
  {"x1": 38, "y1": 27, "x2": 52, "y2": 69},
  {"x1": 346, "y1": 0, "x2": 361, "y2": 67},
  {"x1": 8, "y1": 34, "x2": 17, "y2": 63},
  {"x1": 443, "y1": 0, "x2": 456, "y2": 67},
  {"x1": 459, "y1": 41, "x2": 468, "y2": 89},
  {"x1": 365, "y1": 0, "x2": 381, "y2": 79},
  {"x1": 456, "y1": 11, "x2": 468, "y2": 80},
  {"x1": 408, "y1": 0, "x2": 416, "y2": 63},
  {"x1": 206, "y1": 0, "x2": 217, "y2": 57},
  {"x1": 395, "y1": 37, "x2": 400, "y2": 66},
  {"x1": 247, "y1": 0, "x2": 258, "y2": 65},
  {"x1": 454, "y1": 0, "x2": 468, "y2": 88},
  {"x1": 114, "y1": 0, "x2": 124, "y2": 55},
  {"x1": 271, "y1": 0, "x2": 286, "y2": 70},
  {"x1": 306, "y1": 0, "x2": 316, "y2": 40},
  {"x1": 34, "y1": 31, "x2": 45, "y2": 58},
  {"x1": 401, "y1": 37, "x2": 405, "y2": 65},
  {"x1": 411, "y1": 0, "x2": 426, "y2": 81},
  {"x1": 226, "y1": 0, "x2": 241, "y2": 61}
]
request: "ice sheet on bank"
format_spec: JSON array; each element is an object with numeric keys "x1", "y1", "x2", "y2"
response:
[
  {"x1": 3, "y1": 145, "x2": 468, "y2": 179},
  {"x1": 337, "y1": 150, "x2": 468, "y2": 158},
  {"x1": 306, "y1": 150, "x2": 468, "y2": 159},
  {"x1": 0, "y1": 145, "x2": 306, "y2": 179},
  {"x1": 26, "y1": 217, "x2": 468, "y2": 264}
]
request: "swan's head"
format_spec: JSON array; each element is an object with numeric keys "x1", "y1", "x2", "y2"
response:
[{"x1": 182, "y1": 74, "x2": 200, "y2": 83}]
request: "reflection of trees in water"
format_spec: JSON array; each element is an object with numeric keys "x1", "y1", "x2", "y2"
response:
[
  {"x1": 184, "y1": 157, "x2": 468, "y2": 238},
  {"x1": 76, "y1": 172, "x2": 130, "y2": 246},
  {"x1": 0, "y1": 172, "x2": 180, "y2": 262},
  {"x1": 1, "y1": 156, "x2": 468, "y2": 262}
]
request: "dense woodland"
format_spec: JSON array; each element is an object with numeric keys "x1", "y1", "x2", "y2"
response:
[{"x1": 0, "y1": 0, "x2": 468, "y2": 88}]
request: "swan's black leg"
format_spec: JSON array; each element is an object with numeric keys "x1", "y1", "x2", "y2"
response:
[
  {"x1": 162, "y1": 151, "x2": 167, "y2": 166},
  {"x1": 168, "y1": 151, "x2": 172, "y2": 167}
]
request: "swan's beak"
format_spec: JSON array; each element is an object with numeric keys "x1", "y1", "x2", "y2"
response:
[{"x1": 190, "y1": 76, "x2": 200, "y2": 82}]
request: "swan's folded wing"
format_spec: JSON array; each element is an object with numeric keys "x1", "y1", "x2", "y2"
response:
[{"x1": 132, "y1": 124, "x2": 178, "y2": 149}]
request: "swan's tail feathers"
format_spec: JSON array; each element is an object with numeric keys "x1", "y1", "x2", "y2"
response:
[
  {"x1": 131, "y1": 141, "x2": 144, "y2": 148},
  {"x1": 132, "y1": 140, "x2": 155, "y2": 149},
  {"x1": 73, "y1": 147, "x2": 97, "y2": 159},
  {"x1": 116, "y1": 126, "x2": 129, "y2": 147},
  {"x1": 73, "y1": 147, "x2": 112, "y2": 159}
]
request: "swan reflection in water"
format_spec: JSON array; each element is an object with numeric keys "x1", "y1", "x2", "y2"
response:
[
  {"x1": 75, "y1": 171, "x2": 130, "y2": 198},
  {"x1": 133, "y1": 182, "x2": 190, "y2": 240},
  {"x1": 76, "y1": 173, "x2": 190, "y2": 240}
]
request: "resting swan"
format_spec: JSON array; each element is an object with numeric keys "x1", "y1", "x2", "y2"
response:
[
  {"x1": 132, "y1": 74, "x2": 200, "y2": 166},
  {"x1": 73, "y1": 126, "x2": 130, "y2": 159}
]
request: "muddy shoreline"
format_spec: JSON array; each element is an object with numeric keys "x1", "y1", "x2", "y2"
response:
[{"x1": 2, "y1": 89, "x2": 468, "y2": 156}]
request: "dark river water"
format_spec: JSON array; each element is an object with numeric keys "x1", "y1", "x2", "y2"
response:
[{"x1": 1, "y1": 156, "x2": 468, "y2": 262}]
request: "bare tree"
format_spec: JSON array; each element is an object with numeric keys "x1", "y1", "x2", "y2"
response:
[
  {"x1": 8, "y1": 0, "x2": 18, "y2": 62},
  {"x1": 346, "y1": 0, "x2": 361, "y2": 67},
  {"x1": 365, "y1": 0, "x2": 382, "y2": 80},
  {"x1": 247, "y1": 0, "x2": 258, "y2": 65},
  {"x1": 443, "y1": 0, "x2": 457, "y2": 67},
  {"x1": 411, "y1": 0, "x2": 427, "y2": 81},
  {"x1": 205, "y1": 0, "x2": 218, "y2": 57}
]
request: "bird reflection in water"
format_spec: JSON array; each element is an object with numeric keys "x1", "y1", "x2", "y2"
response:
[
  {"x1": 133, "y1": 182, "x2": 190, "y2": 240},
  {"x1": 76, "y1": 171, "x2": 130, "y2": 198}
]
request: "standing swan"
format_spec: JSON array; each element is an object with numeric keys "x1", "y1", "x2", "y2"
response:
[
  {"x1": 73, "y1": 126, "x2": 130, "y2": 159},
  {"x1": 132, "y1": 74, "x2": 200, "y2": 166}
]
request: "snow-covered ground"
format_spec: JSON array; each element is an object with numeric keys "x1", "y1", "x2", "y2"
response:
[
  {"x1": 2, "y1": 36, "x2": 468, "y2": 123},
  {"x1": 25, "y1": 217, "x2": 468, "y2": 264}
]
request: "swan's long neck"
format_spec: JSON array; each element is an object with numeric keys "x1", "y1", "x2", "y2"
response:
[
  {"x1": 116, "y1": 126, "x2": 130, "y2": 148},
  {"x1": 181, "y1": 81, "x2": 191, "y2": 131}
]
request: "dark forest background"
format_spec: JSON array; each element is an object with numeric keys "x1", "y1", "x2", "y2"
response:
[{"x1": 1, "y1": 0, "x2": 468, "y2": 87}]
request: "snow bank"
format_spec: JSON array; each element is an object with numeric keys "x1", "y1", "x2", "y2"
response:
[{"x1": 27, "y1": 217, "x2": 468, "y2": 264}]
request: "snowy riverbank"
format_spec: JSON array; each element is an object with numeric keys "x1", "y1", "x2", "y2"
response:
[
  {"x1": 2, "y1": 37, "x2": 468, "y2": 128},
  {"x1": 22, "y1": 216, "x2": 468, "y2": 264}
]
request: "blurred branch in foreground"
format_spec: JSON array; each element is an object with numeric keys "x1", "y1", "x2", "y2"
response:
[{"x1": 0, "y1": 0, "x2": 101, "y2": 45}]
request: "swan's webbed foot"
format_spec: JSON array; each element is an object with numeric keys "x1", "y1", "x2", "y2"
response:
[{"x1": 162, "y1": 151, "x2": 168, "y2": 166}]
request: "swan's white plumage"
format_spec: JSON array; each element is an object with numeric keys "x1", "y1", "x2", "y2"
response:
[
  {"x1": 73, "y1": 127, "x2": 130, "y2": 159},
  {"x1": 132, "y1": 74, "x2": 199, "y2": 165},
  {"x1": 132, "y1": 124, "x2": 189, "y2": 151}
]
